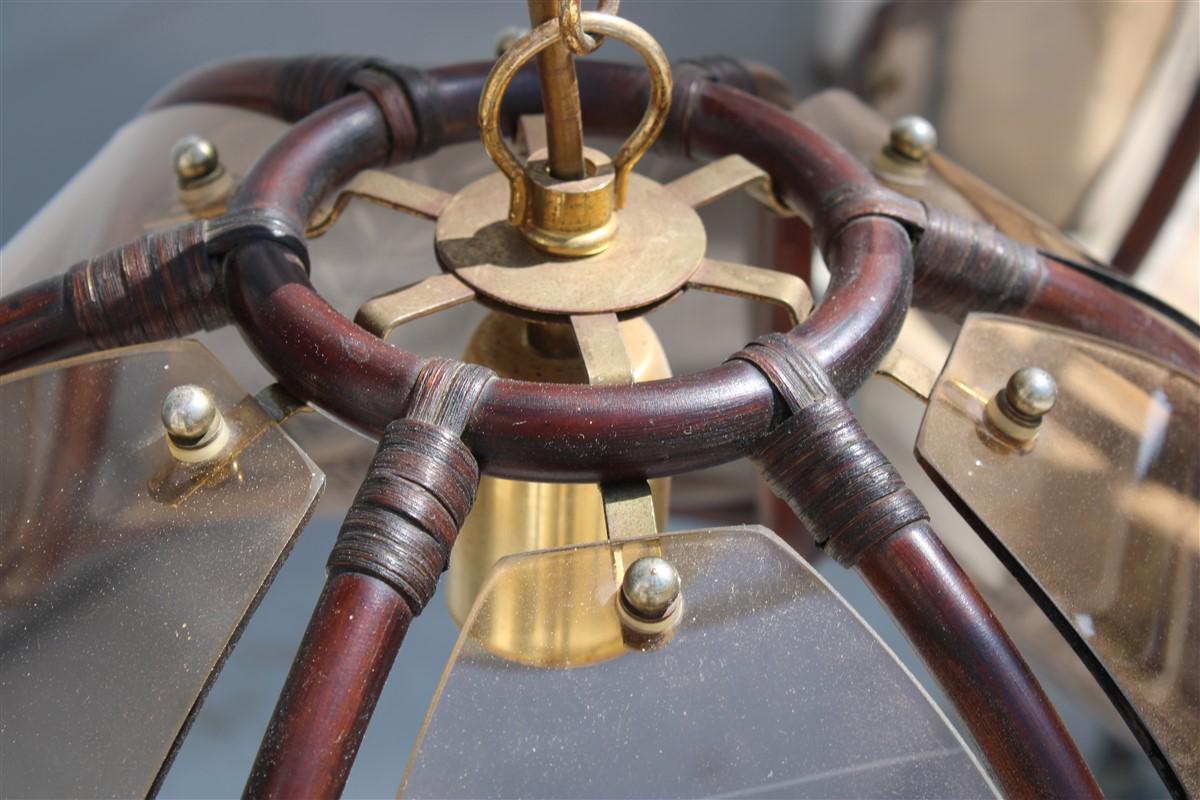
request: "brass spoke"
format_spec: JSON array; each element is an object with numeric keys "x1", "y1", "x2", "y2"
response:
[
  {"x1": 666, "y1": 154, "x2": 794, "y2": 216},
  {"x1": 253, "y1": 383, "x2": 311, "y2": 424},
  {"x1": 687, "y1": 258, "x2": 813, "y2": 327},
  {"x1": 569, "y1": 313, "x2": 658, "y2": 542},
  {"x1": 355, "y1": 274, "x2": 476, "y2": 340},
  {"x1": 600, "y1": 480, "x2": 659, "y2": 541},
  {"x1": 569, "y1": 312, "x2": 634, "y2": 385},
  {"x1": 876, "y1": 347, "x2": 938, "y2": 402},
  {"x1": 307, "y1": 171, "x2": 452, "y2": 238}
]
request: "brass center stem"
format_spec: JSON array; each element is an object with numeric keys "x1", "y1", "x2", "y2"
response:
[{"x1": 527, "y1": 0, "x2": 586, "y2": 179}]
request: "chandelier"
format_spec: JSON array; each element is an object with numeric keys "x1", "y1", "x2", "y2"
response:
[{"x1": 1, "y1": 2, "x2": 1196, "y2": 798}]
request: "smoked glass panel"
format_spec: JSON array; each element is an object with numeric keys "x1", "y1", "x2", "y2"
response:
[
  {"x1": 1, "y1": 105, "x2": 285, "y2": 277},
  {"x1": 916, "y1": 313, "x2": 1199, "y2": 795},
  {"x1": 401, "y1": 526, "x2": 995, "y2": 799},
  {"x1": 0, "y1": 341, "x2": 323, "y2": 798}
]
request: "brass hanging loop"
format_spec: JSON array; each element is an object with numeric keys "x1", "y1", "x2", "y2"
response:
[
  {"x1": 478, "y1": 11, "x2": 672, "y2": 256},
  {"x1": 558, "y1": 0, "x2": 621, "y2": 55}
]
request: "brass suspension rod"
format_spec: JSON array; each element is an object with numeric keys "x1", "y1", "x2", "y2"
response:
[{"x1": 527, "y1": 0, "x2": 586, "y2": 178}]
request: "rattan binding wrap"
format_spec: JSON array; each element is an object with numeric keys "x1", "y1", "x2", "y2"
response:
[
  {"x1": 66, "y1": 220, "x2": 227, "y2": 351},
  {"x1": 912, "y1": 205, "x2": 1047, "y2": 319},
  {"x1": 734, "y1": 333, "x2": 927, "y2": 566},
  {"x1": 327, "y1": 359, "x2": 494, "y2": 613}
]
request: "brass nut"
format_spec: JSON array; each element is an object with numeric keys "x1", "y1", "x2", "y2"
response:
[{"x1": 522, "y1": 147, "x2": 619, "y2": 256}]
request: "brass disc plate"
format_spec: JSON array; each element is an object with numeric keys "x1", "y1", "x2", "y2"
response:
[{"x1": 435, "y1": 171, "x2": 706, "y2": 316}]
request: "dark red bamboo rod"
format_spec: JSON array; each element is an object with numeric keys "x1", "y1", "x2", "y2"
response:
[
  {"x1": 248, "y1": 366, "x2": 489, "y2": 797},
  {"x1": 223, "y1": 72, "x2": 912, "y2": 480},
  {"x1": 145, "y1": 57, "x2": 293, "y2": 117},
  {"x1": 1031, "y1": 255, "x2": 1200, "y2": 376},
  {"x1": 0, "y1": 276, "x2": 87, "y2": 373},
  {"x1": 1112, "y1": 84, "x2": 1200, "y2": 274},
  {"x1": 857, "y1": 522, "x2": 1102, "y2": 798},
  {"x1": 1, "y1": 221, "x2": 226, "y2": 375},
  {"x1": 148, "y1": 54, "x2": 1200, "y2": 379},
  {"x1": 231, "y1": 92, "x2": 391, "y2": 231},
  {"x1": 244, "y1": 573, "x2": 413, "y2": 799}
]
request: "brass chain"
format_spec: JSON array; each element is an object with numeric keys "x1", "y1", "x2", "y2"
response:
[{"x1": 558, "y1": 0, "x2": 621, "y2": 55}]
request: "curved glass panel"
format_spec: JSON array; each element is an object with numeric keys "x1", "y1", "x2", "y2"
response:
[
  {"x1": 916, "y1": 313, "x2": 1199, "y2": 796},
  {"x1": 1, "y1": 105, "x2": 286, "y2": 279},
  {"x1": 0, "y1": 341, "x2": 323, "y2": 798},
  {"x1": 402, "y1": 526, "x2": 995, "y2": 799}
]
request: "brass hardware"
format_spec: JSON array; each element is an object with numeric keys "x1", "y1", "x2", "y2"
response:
[
  {"x1": 888, "y1": 115, "x2": 938, "y2": 163},
  {"x1": 666, "y1": 154, "x2": 795, "y2": 217},
  {"x1": 307, "y1": 170, "x2": 451, "y2": 238},
  {"x1": 617, "y1": 554, "x2": 682, "y2": 636},
  {"x1": 445, "y1": 312, "x2": 672, "y2": 663},
  {"x1": 320, "y1": 154, "x2": 806, "y2": 327},
  {"x1": 171, "y1": 135, "x2": 234, "y2": 216},
  {"x1": 161, "y1": 384, "x2": 229, "y2": 463},
  {"x1": 355, "y1": 274, "x2": 476, "y2": 341},
  {"x1": 572, "y1": 314, "x2": 661, "y2": 542},
  {"x1": 331, "y1": 158, "x2": 809, "y2": 326},
  {"x1": 985, "y1": 366, "x2": 1058, "y2": 443},
  {"x1": 571, "y1": 312, "x2": 633, "y2": 384},
  {"x1": 876, "y1": 347, "x2": 938, "y2": 402},
  {"x1": 162, "y1": 384, "x2": 220, "y2": 442},
  {"x1": 253, "y1": 383, "x2": 311, "y2": 425},
  {"x1": 435, "y1": 169, "x2": 706, "y2": 316},
  {"x1": 479, "y1": 11, "x2": 671, "y2": 255},
  {"x1": 171, "y1": 135, "x2": 219, "y2": 184},
  {"x1": 619, "y1": 555, "x2": 679, "y2": 619},
  {"x1": 520, "y1": 146, "x2": 619, "y2": 255},
  {"x1": 687, "y1": 258, "x2": 813, "y2": 327},
  {"x1": 558, "y1": 0, "x2": 621, "y2": 56},
  {"x1": 601, "y1": 481, "x2": 659, "y2": 540},
  {"x1": 527, "y1": 0, "x2": 586, "y2": 180},
  {"x1": 873, "y1": 115, "x2": 938, "y2": 186}
]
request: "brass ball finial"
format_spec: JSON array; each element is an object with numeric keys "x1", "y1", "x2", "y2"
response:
[
  {"x1": 161, "y1": 384, "x2": 221, "y2": 445},
  {"x1": 985, "y1": 366, "x2": 1058, "y2": 443},
  {"x1": 620, "y1": 556, "x2": 681, "y2": 620},
  {"x1": 171, "y1": 135, "x2": 219, "y2": 183},
  {"x1": 888, "y1": 115, "x2": 938, "y2": 163},
  {"x1": 1004, "y1": 366, "x2": 1058, "y2": 421}
]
